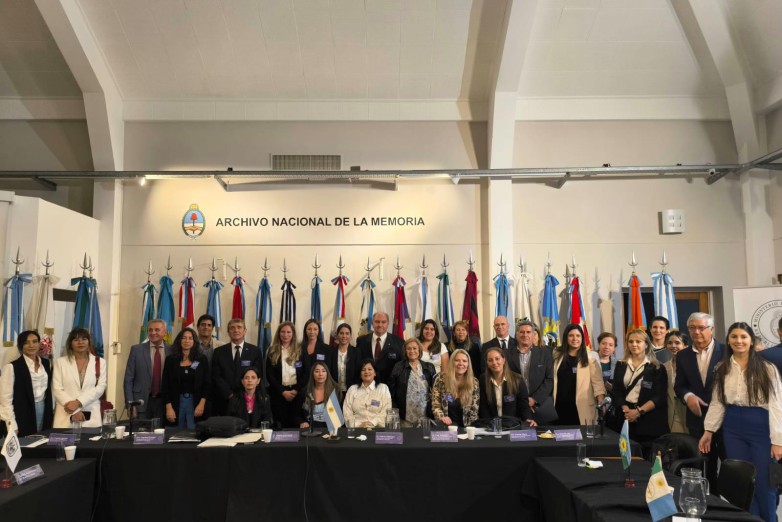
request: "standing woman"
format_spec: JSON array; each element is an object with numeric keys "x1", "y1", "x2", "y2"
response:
[
  {"x1": 162, "y1": 327, "x2": 209, "y2": 429},
  {"x1": 479, "y1": 346, "x2": 537, "y2": 426},
  {"x1": 596, "y1": 332, "x2": 618, "y2": 393},
  {"x1": 326, "y1": 323, "x2": 361, "y2": 403},
  {"x1": 343, "y1": 359, "x2": 392, "y2": 428},
  {"x1": 431, "y1": 348, "x2": 479, "y2": 427},
  {"x1": 227, "y1": 366, "x2": 272, "y2": 429},
  {"x1": 699, "y1": 322, "x2": 782, "y2": 522},
  {"x1": 448, "y1": 320, "x2": 482, "y2": 373},
  {"x1": 663, "y1": 331, "x2": 690, "y2": 434},
  {"x1": 266, "y1": 322, "x2": 305, "y2": 428},
  {"x1": 553, "y1": 324, "x2": 606, "y2": 426},
  {"x1": 0, "y1": 331, "x2": 53, "y2": 435},
  {"x1": 298, "y1": 362, "x2": 338, "y2": 429},
  {"x1": 389, "y1": 338, "x2": 436, "y2": 427},
  {"x1": 300, "y1": 319, "x2": 330, "y2": 380},
  {"x1": 612, "y1": 329, "x2": 668, "y2": 457},
  {"x1": 52, "y1": 329, "x2": 107, "y2": 428},
  {"x1": 418, "y1": 319, "x2": 449, "y2": 374}
]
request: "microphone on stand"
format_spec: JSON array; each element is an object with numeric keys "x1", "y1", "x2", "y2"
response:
[
  {"x1": 126, "y1": 400, "x2": 144, "y2": 436},
  {"x1": 302, "y1": 393, "x2": 323, "y2": 437}
]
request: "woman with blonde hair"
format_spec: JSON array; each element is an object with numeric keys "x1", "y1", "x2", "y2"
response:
[
  {"x1": 431, "y1": 348, "x2": 479, "y2": 427},
  {"x1": 266, "y1": 321, "x2": 305, "y2": 428}
]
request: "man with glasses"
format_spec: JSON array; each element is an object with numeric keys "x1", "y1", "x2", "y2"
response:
[{"x1": 674, "y1": 312, "x2": 725, "y2": 492}]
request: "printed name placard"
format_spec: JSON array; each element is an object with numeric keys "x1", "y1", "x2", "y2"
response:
[
  {"x1": 509, "y1": 430, "x2": 537, "y2": 442},
  {"x1": 430, "y1": 431, "x2": 458, "y2": 443},
  {"x1": 133, "y1": 433, "x2": 165, "y2": 445},
  {"x1": 553, "y1": 429, "x2": 583, "y2": 442},
  {"x1": 14, "y1": 464, "x2": 45, "y2": 485},
  {"x1": 272, "y1": 431, "x2": 301, "y2": 443},
  {"x1": 48, "y1": 433, "x2": 77, "y2": 446},
  {"x1": 375, "y1": 432, "x2": 403, "y2": 445}
]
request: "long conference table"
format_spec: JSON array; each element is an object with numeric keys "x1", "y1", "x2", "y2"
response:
[{"x1": 23, "y1": 426, "x2": 638, "y2": 522}]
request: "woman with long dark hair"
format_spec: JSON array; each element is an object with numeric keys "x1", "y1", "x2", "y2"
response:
[
  {"x1": 52, "y1": 328, "x2": 106, "y2": 428},
  {"x1": 300, "y1": 319, "x2": 330, "y2": 380},
  {"x1": 227, "y1": 366, "x2": 272, "y2": 428},
  {"x1": 418, "y1": 318, "x2": 449, "y2": 374},
  {"x1": 699, "y1": 322, "x2": 782, "y2": 522},
  {"x1": 162, "y1": 327, "x2": 209, "y2": 429},
  {"x1": 0, "y1": 330, "x2": 53, "y2": 435},
  {"x1": 326, "y1": 323, "x2": 361, "y2": 402},
  {"x1": 298, "y1": 361, "x2": 338, "y2": 429},
  {"x1": 553, "y1": 324, "x2": 605, "y2": 425}
]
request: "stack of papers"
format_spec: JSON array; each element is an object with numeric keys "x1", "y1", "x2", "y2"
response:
[{"x1": 196, "y1": 432, "x2": 263, "y2": 448}]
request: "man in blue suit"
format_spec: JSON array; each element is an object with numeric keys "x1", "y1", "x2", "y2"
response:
[
  {"x1": 759, "y1": 316, "x2": 782, "y2": 372},
  {"x1": 674, "y1": 312, "x2": 725, "y2": 492},
  {"x1": 123, "y1": 319, "x2": 172, "y2": 421}
]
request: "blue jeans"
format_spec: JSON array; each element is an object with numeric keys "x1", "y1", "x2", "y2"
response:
[
  {"x1": 178, "y1": 394, "x2": 195, "y2": 430},
  {"x1": 34, "y1": 400, "x2": 45, "y2": 432}
]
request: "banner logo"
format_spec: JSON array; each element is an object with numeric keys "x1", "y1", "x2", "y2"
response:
[
  {"x1": 182, "y1": 204, "x2": 205, "y2": 240},
  {"x1": 751, "y1": 300, "x2": 782, "y2": 347}
]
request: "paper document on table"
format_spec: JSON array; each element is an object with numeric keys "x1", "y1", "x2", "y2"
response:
[
  {"x1": 229, "y1": 433, "x2": 263, "y2": 444},
  {"x1": 197, "y1": 438, "x2": 237, "y2": 448},
  {"x1": 20, "y1": 437, "x2": 48, "y2": 448},
  {"x1": 472, "y1": 428, "x2": 509, "y2": 436}
]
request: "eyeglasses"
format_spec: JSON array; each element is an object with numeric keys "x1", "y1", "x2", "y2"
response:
[{"x1": 687, "y1": 325, "x2": 712, "y2": 332}]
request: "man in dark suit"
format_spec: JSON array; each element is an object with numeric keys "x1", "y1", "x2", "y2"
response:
[
  {"x1": 674, "y1": 312, "x2": 725, "y2": 492},
  {"x1": 357, "y1": 312, "x2": 404, "y2": 385},
  {"x1": 211, "y1": 318, "x2": 262, "y2": 415},
  {"x1": 123, "y1": 319, "x2": 172, "y2": 420},
  {"x1": 759, "y1": 316, "x2": 782, "y2": 373},
  {"x1": 507, "y1": 320, "x2": 555, "y2": 424},
  {"x1": 473, "y1": 315, "x2": 517, "y2": 376}
]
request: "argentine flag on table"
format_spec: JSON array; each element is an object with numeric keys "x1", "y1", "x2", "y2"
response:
[
  {"x1": 324, "y1": 390, "x2": 344, "y2": 433},
  {"x1": 619, "y1": 419, "x2": 632, "y2": 470},
  {"x1": 647, "y1": 454, "x2": 677, "y2": 522}
]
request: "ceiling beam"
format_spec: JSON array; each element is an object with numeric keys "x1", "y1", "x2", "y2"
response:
[{"x1": 34, "y1": 0, "x2": 123, "y2": 170}]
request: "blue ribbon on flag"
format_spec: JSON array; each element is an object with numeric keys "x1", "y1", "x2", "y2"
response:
[
  {"x1": 157, "y1": 275, "x2": 175, "y2": 344},
  {"x1": 204, "y1": 279, "x2": 224, "y2": 339},
  {"x1": 2, "y1": 273, "x2": 32, "y2": 347}
]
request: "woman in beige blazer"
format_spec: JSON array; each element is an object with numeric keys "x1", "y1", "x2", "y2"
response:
[
  {"x1": 553, "y1": 324, "x2": 606, "y2": 425},
  {"x1": 52, "y1": 329, "x2": 107, "y2": 428},
  {"x1": 663, "y1": 330, "x2": 689, "y2": 434}
]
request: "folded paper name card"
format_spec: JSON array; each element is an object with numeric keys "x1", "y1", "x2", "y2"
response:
[
  {"x1": 133, "y1": 433, "x2": 165, "y2": 445},
  {"x1": 48, "y1": 433, "x2": 77, "y2": 446},
  {"x1": 509, "y1": 430, "x2": 537, "y2": 442},
  {"x1": 553, "y1": 429, "x2": 583, "y2": 441},
  {"x1": 375, "y1": 432, "x2": 403, "y2": 445},
  {"x1": 430, "y1": 431, "x2": 458, "y2": 443},
  {"x1": 272, "y1": 431, "x2": 300, "y2": 443}
]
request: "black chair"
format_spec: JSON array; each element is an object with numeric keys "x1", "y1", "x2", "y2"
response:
[
  {"x1": 718, "y1": 459, "x2": 756, "y2": 511},
  {"x1": 649, "y1": 433, "x2": 707, "y2": 476}
]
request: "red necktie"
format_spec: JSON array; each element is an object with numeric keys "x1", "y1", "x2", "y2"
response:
[
  {"x1": 151, "y1": 346, "x2": 162, "y2": 396},
  {"x1": 374, "y1": 337, "x2": 382, "y2": 361}
]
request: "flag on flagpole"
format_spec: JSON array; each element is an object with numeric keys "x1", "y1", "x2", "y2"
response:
[
  {"x1": 1, "y1": 429, "x2": 22, "y2": 473},
  {"x1": 3, "y1": 272, "x2": 32, "y2": 347},
  {"x1": 540, "y1": 274, "x2": 560, "y2": 344},
  {"x1": 461, "y1": 269, "x2": 480, "y2": 339},
  {"x1": 310, "y1": 274, "x2": 323, "y2": 338},
  {"x1": 204, "y1": 278, "x2": 223, "y2": 339},
  {"x1": 231, "y1": 275, "x2": 246, "y2": 320},
  {"x1": 179, "y1": 275, "x2": 196, "y2": 329},
  {"x1": 646, "y1": 453, "x2": 678, "y2": 521},
  {"x1": 330, "y1": 273, "x2": 349, "y2": 340},
  {"x1": 392, "y1": 275, "x2": 410, "y2": 338},
  {"x1": 517, "y1": 271, "x2": 533, "y2": 322},
  {"x1": 568, "y1": 276, "x2": 592, "y2": 349},
  {"x1": 493, "y1": 271, "x2": 511, "y2": 319},
  {"x1": 89, "y1": 280, "x2": 104, "y2": 357},
  {"x1": 436, "y1": 270, "x2": 455, "y2": 339},
  {"x1": 627, "y1": 274, "x2": 647, "y2": 330},
  {"x1": 619, "y1": 419, "x2": 632, "y2": 470},
  {"x1": 280, "y1": 279, "x2": 296, "y2": 323},
  {"x1": 27, "y1": 273, "x2": 59, "y2": 338},
  {"x1": 157, "y1": 275, "x2": 175, "y2": 344},
  {"x1": 416, "y1": 271, "x2": 433, "y2": 329},
  {"x1": 139, "y1": 281, "x2": 157, "y2": 343},
  {"x1": 324, "y1": 389, "x2": 345, "y2": 433},
  {"x1": 652, "y1": 271, "x2": 679, "y2": 331},
  {"x1": 359, "y1": 277, "x2": 377, "y2": 336},
  {"x1": 255, "y1": 275, "x2": 273, "y2": 384},
  {"x1": 70, "y1": 274, "x2": 104, "y2": 356}
]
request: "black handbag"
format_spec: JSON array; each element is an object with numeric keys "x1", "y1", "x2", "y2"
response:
[
  {"x1": 196, "y1": 416, "x2": 247, "y2": 438},
  {"x1": 604, "y1": 369, "x2": 646, "y2": 432}
]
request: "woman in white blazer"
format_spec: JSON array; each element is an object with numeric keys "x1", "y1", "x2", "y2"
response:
[{"x1": 52, "y1": 328, "x2": 107, "y2": 428}]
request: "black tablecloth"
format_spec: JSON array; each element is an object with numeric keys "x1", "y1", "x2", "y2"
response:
[
  {"x1": 522, "y1": 457, "x2": 763, "y2": 522},
  {"x1": 0, "y1": 457, "x2": 96, "y2": 521},
  {"x1": 27, "y1": 427, "x2": 628, "y2": 522}
]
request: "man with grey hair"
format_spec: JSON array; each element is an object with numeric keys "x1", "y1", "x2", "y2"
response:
[
  {"x1": 124, "y1": 319, "x2": 172, "y2": 420},
  {"x1": 357, "y1": 312, "x2": 404, "y2": 385},
  {"x1": 508, "y1": 320, "x2": 556, "y2": 424},
  {"x1": 674, "y1": 312, "x2": 725, "y2": 492}
]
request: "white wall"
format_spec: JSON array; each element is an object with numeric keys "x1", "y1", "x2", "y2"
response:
[{"x1": 766, "y1": 107, "x2": 782, "y2": 280}]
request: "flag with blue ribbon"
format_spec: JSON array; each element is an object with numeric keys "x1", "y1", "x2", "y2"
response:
[
  {"x1": 204, "y1": 278, "x2": 223, "y2": 339},
  {"x1": 359, "y1": 277, "x2": 376, "y2": 336},
  {"x1": 416, "y1": 272, "x2": 433, "y2": 329},
  {"x1": 493, "y1": 271, "x2": 511, "y2": 320},
  {"x1": 280, "y1": 279, "x2": 297, "y2": 323},
  {"x1": 568, "y1": 276, "x2": 592, "y2": 349},
  {"x1": 71, "y1": 275, "x2": 104, "y2": 356},
  {"x1": 330, "y1": 274, "x2": 349, "y2": 340},
  {"x1": 310, "y1": 274, "x2": 323, "y2": 339},
  {"x1": 157, "y1": 275, "x2": 175, "y2": 344},
  {"x1": 436, "y1": 271, "x2": 455, "y2": 339},
  {"x1": 2, "y1": 272, "x2": 32, "y2": 347},
  {"x1": 179, "y1": 275, "x2": 196, "y2": 329},
  {"x1": 392, "y1": 275, "x2": 409, "y2": 338},
  {"x1": 461, "y1": 269, "x2": 480, "y2": 339},
  {"x1": 255, "y1": 275, "x2": 273, "y2": 357},
  {"x1": 324, "y1": 390, "x2": 345, "y2": 433},
  {"x1": 139, "y1": 281, "x2": 157, "y2": 343},
  {"x1": 540, "y1": 274, "x2": 560, "y2": 344},
  {"x1": 231, "y1": 276, "x2": 246, "y2": 320},
  {"x1": 651, "y1": 271, "x2": 678, "y2": 331},
  {"x1": 627, "y1": 274, "x2": 647, "y2": 330}
]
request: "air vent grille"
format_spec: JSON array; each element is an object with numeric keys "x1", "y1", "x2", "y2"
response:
[{"x1": 271, "y1": 155, "x2": 341, "y2": 171}]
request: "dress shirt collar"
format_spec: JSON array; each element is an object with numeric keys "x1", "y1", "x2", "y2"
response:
[{"x1": 361, "y1": 380, "x2": 377, "y2": 391}]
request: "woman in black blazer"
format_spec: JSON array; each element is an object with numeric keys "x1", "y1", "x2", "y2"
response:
[
  {"x1": 162, "y1": 327, "x2": 210, "y2": 429},
  {"x1": 389, "y1": 338, "x2": 436, "y2": 426},
  {"x1": 300, "y1": 319, "x2": 330, "y2": 381},
  {"x1": 0, "y1": 330, "x2": 53, "y2": 436},
  {"x1": 479, "y1": 346, "x2": 537, "y2": 426},
  {"x1": 326, "y1": 323, "x2": 361, "y2": 403},
  {"x1": 227, "y1": 366, "x2": 272, "y2": 429},
  {"x1": 266, "y1": 322, "x2": 306, "y2": 428},
  {"x1": 611, "y1": 328, "x2": 669, "y2": 458}
]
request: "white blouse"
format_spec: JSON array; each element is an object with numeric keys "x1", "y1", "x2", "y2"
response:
[
  {"x1": 703, "y1": 356, "x2": 782, "y2": 445},
  {"x1": 0, "y1": 356, "x2": 49, "y2": 432},
  {"x1": 343, "y1": 381, "x2": 391, "y2": 428},
  {"x1": 421, "y1": 342, "x2": 447, "y2": 374}
]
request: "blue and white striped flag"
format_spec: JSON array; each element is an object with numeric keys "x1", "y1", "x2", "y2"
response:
[
  {"x1": 324, "y1": 390, "x2": 345, "y2": 433},
  {"x1": 651, "y1": 272, "x2": 678, "y2": 331},
  {"x1": 204, "y1": 278, "x2": 223, "y2": 340},
  {"x1": 2, "y1": 273, "x2": 31, "y2": 347}
]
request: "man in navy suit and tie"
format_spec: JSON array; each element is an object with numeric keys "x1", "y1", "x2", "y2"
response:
[
  {"x1": 471, "y1": 316, "x2": 517, "y2": 376},
  {"x1": 357, "y1": 312, "x2": 404, "y2": 385},
  {"x1": 211, "y1": 318, "x2": 262, "y2": 415},
  {"x1": 674, "y1": 312, "x2": 725, "y2": 492},
  {"x1": 124, "y1": 319, "x2": 172, "y2": 420},
  {"x1": 759, "y1": 317, "x2": 782, "y2": 373}
]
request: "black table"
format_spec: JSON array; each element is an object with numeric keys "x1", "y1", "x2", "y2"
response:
[
  {"x1": 0, "y1": 457, "x2": 96, "y2": 521},
  {"x1": 27, "y1": 427, "x2": 628, "y2": 522},
  {"x1": 522, "y1": 456, "x2": 763, "y2": 522}
]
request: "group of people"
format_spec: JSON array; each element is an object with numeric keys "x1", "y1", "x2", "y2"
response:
[{"x1": 2, "y1": 308, "x2": 782, "y2": 522}]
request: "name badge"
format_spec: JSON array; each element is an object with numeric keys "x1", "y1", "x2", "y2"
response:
[
  {"x1": 602, "y1": 371, "x2": 612, "y2": 378},
  {"x1": 48, "y1": 433, "x2": 77, "y2": 446},
  {"x1": 388, "y1": 353, "x2": 397, "y2": 360},
  {"x1": 445, "y1": 393, "x2": 453, "y2": 403},
  {"x1": 503, "y1": 395, "x2": 516, "y2": 403},
  {"x1": 191, "y1": 361, "x2": 200, "y2": 370},
  {"x1": 642, "y1": 381, "x2": 653, "y2": 389},
  {"x1": 421, "y1": 374, "x2": 427, "y2": 381},
  {"x1": 294, "y1": 361, "x2": 303, "y2": 368},
  {"x1": 241, "y1": 360, "x2": 251, "y2": 367},
  {"x1": 432, "y1": 354, "x2": 440, "y2": 361},
  {"x1": 572, "y1": 367, "x2": 578, "y2": 374},
  {"x1": 371, "y1": 400, "x2": 381, "y2": 407},
  {"x1": 316, "y1": 354, "x2": 325, "y2": 361}
]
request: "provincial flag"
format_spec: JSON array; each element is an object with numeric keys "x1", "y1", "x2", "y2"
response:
[
  {"x1": 619, "y1": 419, "x2": 632, "y2": 470},
  {"x1": 324, "y1": 390, "x2": 345, "y2": 433},
  {"x1": 627, "y1": 274, "x2": 647, "y2": 330},
  {"x1": 646, "y1": 454, "x2": 677, "y2": 522},
  {"x1": 1, "y1": 429, "x2": 22, "y2": 473}
]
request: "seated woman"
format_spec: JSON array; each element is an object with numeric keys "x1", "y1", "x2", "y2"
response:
[
  {"x1": 388, "y1": 338, "x2": 436, "y2": 427},
  {"x1": 52, "y1": 328, "x2": 107, "y2": 428},
  {"x1": 298, "y1": 362, "x2": 339, "y2": 430},
  {"x1": 326, "y1": 323, "x2": 361, "y2": 403},
  {"x1": 663, "y1": 330, "x2": 689, "y2": 434},
  {"x1": 596, "y1": 332, "x2": 618, "y2": 393},
  {"x1": 478, "y1": 346, "x2": 537, "y2": 427},
  {"x1": 162, "y1": 327, "x2": 210, "y2": 430},
  {"x1": 612, "y1": 329, "x2": 668, "y2": 457},
  {"x1": 431, "y1": 348, "x2": 479, "y2": 427},
  {"x1": 228, "y1": 366, "x2": 272, "y2": 429},
  {"x1": 418, "y1": 318, "x2": 449, "y2": 374},
  {"x1": 343, "y1": 359, "x2": 391, "y2": 428},
  {"x1": 553, "y1": 324, "x2": 605, "y2": 426},
  {"x1": 0, "y1": 330, "x2": 53, "y2": 436}
]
